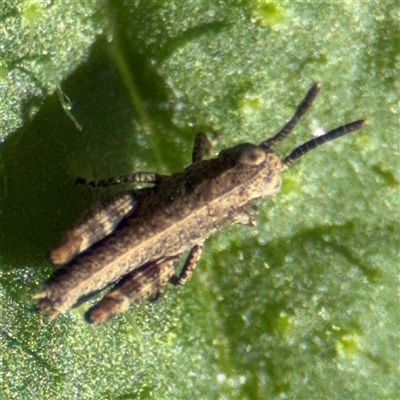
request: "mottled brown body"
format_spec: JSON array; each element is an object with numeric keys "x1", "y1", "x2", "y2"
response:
[{"x1": 34, "y1": 83, "x2": 367, "y2": 323}]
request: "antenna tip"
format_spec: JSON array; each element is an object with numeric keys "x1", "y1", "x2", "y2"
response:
[
  {"x1": 313, "y1": 81, "x2": 322, "y2": 89},
  {"x1": 352, "y1": 119, "x2": 368, "y2": 129}
]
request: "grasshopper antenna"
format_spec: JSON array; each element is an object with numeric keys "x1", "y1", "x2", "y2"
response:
[
  {"x1": 283, "y1": 119, "x2": 367, "y2": 167},
  {"x1": 260, "y1": 82, "x2": 322, "y2": 149}
]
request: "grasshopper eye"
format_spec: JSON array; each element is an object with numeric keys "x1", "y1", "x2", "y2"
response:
[
  {"x1": 236, "y1": 144, "x2": 266, "y2": 165},
  {"x1": 219, "y1": 143, "x2": 266, "y2": 165}
]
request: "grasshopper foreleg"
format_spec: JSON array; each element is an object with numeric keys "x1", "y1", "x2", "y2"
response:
[{"x1": 233, "y1": 211, "x2": 257, "y2": 226}]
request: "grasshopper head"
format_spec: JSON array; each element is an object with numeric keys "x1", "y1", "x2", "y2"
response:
[{"x1": 218, "y1": 142, "x2": 284, "y2": 198}]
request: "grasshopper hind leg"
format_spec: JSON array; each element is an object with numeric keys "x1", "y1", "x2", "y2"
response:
[
  {"x1": 53, "y1": 171, "x2": 166, "y2": 265},
  {"x1": 85, "y1": 256, "x2": 180, "y2": 324},
  {"x1": 50, "y1": 191, "x2": 138, "y2": 265},
  {"x1": 85, "y1": 245, "x2": 204, "y2": 324}
]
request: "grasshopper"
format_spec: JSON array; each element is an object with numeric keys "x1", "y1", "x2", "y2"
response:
[{"x1": 34, "y1": 82, "x2": 367, "y2": 324}]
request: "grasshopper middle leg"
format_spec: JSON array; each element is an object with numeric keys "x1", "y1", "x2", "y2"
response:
[{"x1": 170, "y1": 245, "x2": 204, "y2": 286}]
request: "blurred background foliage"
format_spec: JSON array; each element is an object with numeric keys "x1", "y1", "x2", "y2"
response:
[{"x1": 1, "y1": 1, "x2": 399, "y2": 399}]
